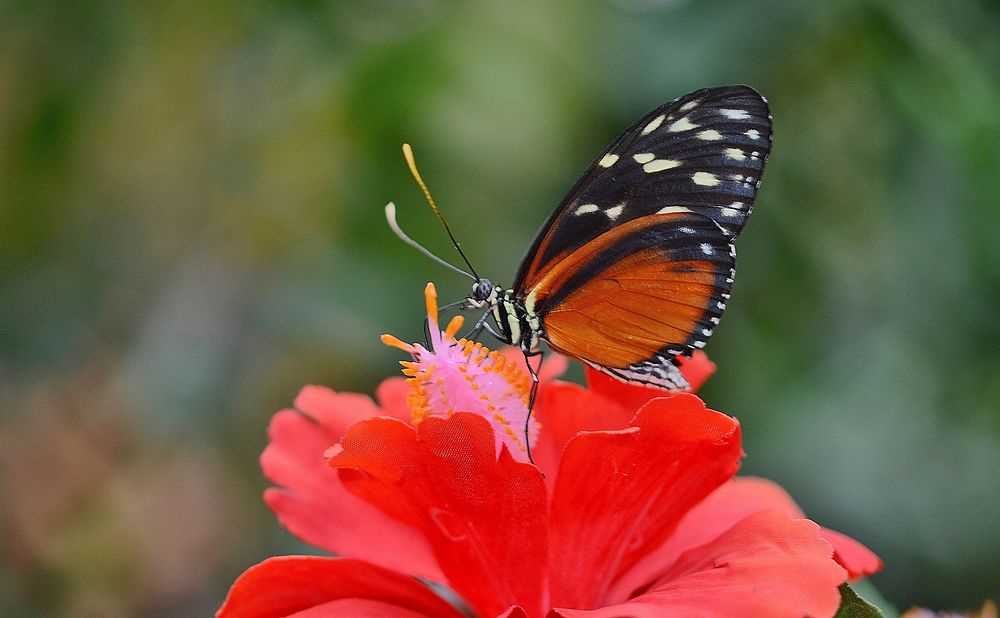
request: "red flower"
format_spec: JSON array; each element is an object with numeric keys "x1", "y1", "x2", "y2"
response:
[
  {"x1": 220, "y1": 375, "x2": 881, "y2": 617},
  {"x1": 219, "y1": 284, "x2": 881, "y2": 617}
]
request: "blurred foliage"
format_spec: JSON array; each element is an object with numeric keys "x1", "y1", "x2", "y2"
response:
[{"x1": 2, "y1": 0, "x2": 998, "y2": 614}]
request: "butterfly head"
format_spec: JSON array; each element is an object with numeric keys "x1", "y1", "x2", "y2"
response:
[{"x1": 468, "y1": 277, "x2": 499, "y2": 309}]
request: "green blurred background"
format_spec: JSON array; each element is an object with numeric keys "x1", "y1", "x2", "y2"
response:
[{"x1": 2, "y1": 0, "x2": 998, "y2": 615}]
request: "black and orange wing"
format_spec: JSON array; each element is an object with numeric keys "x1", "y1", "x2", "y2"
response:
[
  {"x1": 510, "y1": 85, "x2": 771, "y2": 388},
  {"x1": 513, "y1": 85, "x2": 771, "y2": 292},
  {"x1": 526, "y1": 212, "x2": 734, "y2": 390}
]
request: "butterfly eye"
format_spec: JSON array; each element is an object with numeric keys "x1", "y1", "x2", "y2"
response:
[{"x1": 471, "y1": 278, "x2": 494, "y2": 302}]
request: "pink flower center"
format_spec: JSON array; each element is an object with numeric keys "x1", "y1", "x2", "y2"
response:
[{"x1": 382, "y1": 282, "x2": 538, "y2": 458}]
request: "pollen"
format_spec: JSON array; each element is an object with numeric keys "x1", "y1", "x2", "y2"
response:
[{"x1": 381, "y1": 282, "x2": 539, "y2": 457}]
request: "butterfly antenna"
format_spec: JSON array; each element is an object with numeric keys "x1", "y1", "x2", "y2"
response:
[
  {"x1": 402, "y1": 143, "x2": 481, "y2": 281},
  {"x1": 385, "y1": 203, "x2": 476, "y2": 280}
]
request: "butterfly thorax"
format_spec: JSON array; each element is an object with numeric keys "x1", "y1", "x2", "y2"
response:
[{"x1": 493, "y1": 288, "x2": 542, "y2": 353}]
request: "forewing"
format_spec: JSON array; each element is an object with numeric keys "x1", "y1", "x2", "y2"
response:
[
  {"x1": 514, "y1": 85, "x2": 770, "y2": 290},
  {"x1": 529, "y1": 212, "x2": 734, "y2": 390}
]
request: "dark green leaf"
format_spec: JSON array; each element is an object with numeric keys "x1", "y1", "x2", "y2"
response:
[{"x1": 835, "y1": 583, "x2": 885, "y2": 618}]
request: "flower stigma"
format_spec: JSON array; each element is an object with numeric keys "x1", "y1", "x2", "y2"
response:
[{"x1": 381, "y1": 282, "x2": 538, "y2": 457}]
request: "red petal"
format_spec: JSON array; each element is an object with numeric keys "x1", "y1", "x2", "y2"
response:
[
  {"x1": 216, "y1": 556, "x2": 459, "y2": 618},
  {"x1": 584, "y1": 351, "x2": 716, "y2": 412},
  {"x1": 290, "y1": 600, "x2": 438, "y2": 617},
  {"x1": 294, "y1": 385, "x2": 384, "y2": 431},
  {"x1": 553, "y1": 509, "x2": 846, "y2": 618},
  {"x1": 531, "y1": 381, "x2": 633, "y2": 479},
  {"x1": 261, "y1": 405, "x2": 442, "y2": 581},
  {"x1": 328, "y1": 414, "x2": 549, "y2": 618},
  {"x1": 818, "y1": 526, "x2": 883, "y2": 579},
  {"x1": 608, "y1": 476, "x2": 801, "y2": 600},
  {"x1": 497, "y1": 347, "x2": 569, "y2": 384},
  {"x1": 375, "y1": 377, "x2": 414, "y2": 422},
  {"x1": 675, "y1": 351, "x2": 716, "y2": 392},
  {"x1": 583, "y1": 367, "x2": 666, "y2": 412},
  {"x1": 547, "y1": 394, "x2": 742, "y2": 609}
]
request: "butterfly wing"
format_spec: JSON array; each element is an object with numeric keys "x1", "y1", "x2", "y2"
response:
[
  {"x1": 512, "y1": 85, "x2": 771, "y2": 388},
  {"x1": 525, "y1": 211, "x2": 734, "y2": 389},
  {"x1": 513, "y1": 85, "x2": 771, "y2": 291}
]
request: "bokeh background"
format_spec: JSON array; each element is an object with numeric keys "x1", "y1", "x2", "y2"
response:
[{"x1": 2, "y1": 1, "x2": 998, "y2": 615}]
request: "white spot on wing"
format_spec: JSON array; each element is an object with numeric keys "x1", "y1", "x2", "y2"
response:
[
  {"x1": 697, "y1": 129, "x2": 722, "y2": 141},
  {"x1": 679, "y1": 100, "x2": 699, "y2": 112},
  {"x1": 721, "y1": 207, "x2": 740, "y2": 217},
  {"x1": 656, "y1": 206, "x2": 692, "y2": 214},
  {"x1": 729, "y1": 201, "x2": 745, "y2": 210},
  {"x1": 574, "y1": 203, "x2": 599, "y2": 215},
  {"x1": 643, "y1": 159, "x2": 681, "y2": 173},
  {"x1": 632, "y1": 153, "x2": 655, "y2": 164},
  {"x1": 598, "y1": 153, "x2": 619, "y2": 168},
  {"x1": 745, "y1": 129, "x2": 760, "y2": 139},
  {"x1": 641, "y1": 114, "x2": 665, "y2": 135},
  {"x1": 604, "y1": 204, "x2": 625, "y2": 220},
  {"x1": 720, "y1": 108, "x2": 751, "y2": 120},
  {"x1": 692, "y1": 171, "x2": 720, "y2": 186},
  {"x1": 724, "y1": 148, "x2": 746, "y2": 161},
  {"x1": 668, "y1": 115, "x2": 698, "y2": 132},
  {"x1": 700, "y1": 243, "x2": 714, "y2": 255}
]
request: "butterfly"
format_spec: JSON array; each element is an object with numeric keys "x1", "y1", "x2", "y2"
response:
[{"x1": 389, "y1": 84, "x2": 771, "y2": 405}]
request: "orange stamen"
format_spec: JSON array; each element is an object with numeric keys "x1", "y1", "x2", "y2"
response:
[
  {"x1": 444, "y1": 315, "x2": 464, "y2": 339},
  {"x1": 424, "y1": 282, "x2": 438, "y2": 327},
  {"x1": 381, "y1": 333, "x2": 414, "y2": 353}
]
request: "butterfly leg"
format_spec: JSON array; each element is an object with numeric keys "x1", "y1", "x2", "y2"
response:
[
  {"x1": 481, "y1": 321, "x2": 503, "y2": 340},
  {"x1": 463, "y1": 308, "x2": 496, "y2": 341},
  {"x1": 438, "y1": 298, "x2": 471, "y2": 312},
  {"x1": 521, "y1": 348, "x2": 543, "y2": 465}
]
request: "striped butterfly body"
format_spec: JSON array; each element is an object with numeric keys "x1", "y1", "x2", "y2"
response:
[{"x1": 467, "y1": 85, "x2": 772, "y2": 390}]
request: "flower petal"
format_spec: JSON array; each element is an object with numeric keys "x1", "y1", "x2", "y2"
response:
[
  {"x1": 609, "y1": 476, "x2": 800, "y2": 600},
  {"x1": 294, "y1": 385, "x2": 386, "y2": 430},
  {"x1": 531, "y1": 381, "x2": 634, "y2": 479},
  {"x1": 498, "y1": 347, "x2": 569, "y2": 384},
  {"x1": 216, "y1": 556, "x2": 459, "y2": 618},
  {"x1": 675, "y1": 350, "x2": 717, "y2": 392},
  {"x1": 375, "y1": 377, "x2": 416, "y2": 422},
  {"x1": 262, "y1": 403, "x2": 442, "y2": 581},
  {"x1": 818, "y1": 526, "x2": 883, "y2": 580},
  {"x1": 583, "y1": 351, "x2": 716, "y2": 411},
  {"x1": 328, "y1": 414, "x2": 549, "y2": 618},
  {"x1": 290, "y1": 600, "x2": 439, "y2": 617},
  {"x1": 553, "y1": 509, "x2": 847, "y2": 618},
  {"x1": 610, "y1": 477, "x2": 882, "y2": 599},
  {"x1": 548, "y1": 393, "x2": 742, "y2": 609}
]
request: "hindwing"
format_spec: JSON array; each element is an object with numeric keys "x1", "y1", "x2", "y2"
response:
[{"x1": 526, "y1": 212, "x2": 734, "y2": 389}]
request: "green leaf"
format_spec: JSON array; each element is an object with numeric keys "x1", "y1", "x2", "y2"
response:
[{"x1": 835, "y1": 584, "x2": 885, "y2": 618}]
